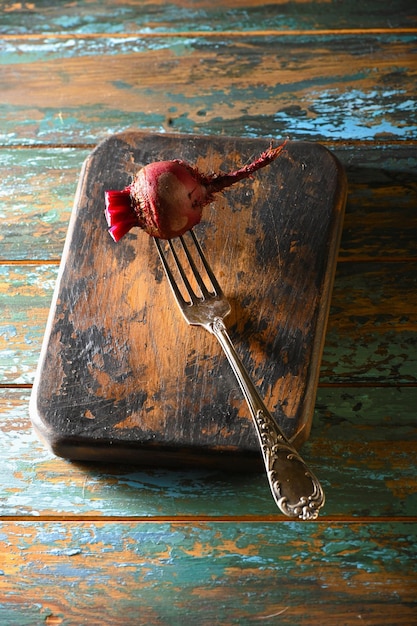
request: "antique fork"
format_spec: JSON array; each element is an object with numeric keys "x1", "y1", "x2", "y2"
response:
[{"x1": 155, "y1": 230, "x2": 325, "y2": 520}]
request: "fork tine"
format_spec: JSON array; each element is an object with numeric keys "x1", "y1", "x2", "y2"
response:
[
  {"x1": 179, "y1": 234, "x2": 212, "y2": 299},
  {"x1": 189, "y1": 229, "x2": 223, "y2": 297},
  {"x1": 169, "y1": 238, "x2": 201, "y2": 304},
  {"x1": 154, "y1": 237, "x2": 189, "y2": 306},
  {"x1": 156, "y1": 230, "x2": 222, "y2": 306}
]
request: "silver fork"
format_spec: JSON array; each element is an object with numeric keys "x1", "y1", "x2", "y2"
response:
[{"x1": 155, "y1": 230, "x2": 325, "y2": 520}]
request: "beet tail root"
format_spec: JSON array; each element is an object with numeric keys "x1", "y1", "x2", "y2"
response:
[{"x1": 204, "y1": 139, "x2": 288, "y2": 195}]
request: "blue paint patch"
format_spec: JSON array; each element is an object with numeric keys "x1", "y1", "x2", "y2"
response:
[
  {"x1": 50, "y1": 548, "x2": 82, "y2": 557},
  {"x1": 0, "y1": 325, "x2": 17, "y2": 340},
  {"x1": 112, "y1": 80, "x2": 132, "y2": 91}
]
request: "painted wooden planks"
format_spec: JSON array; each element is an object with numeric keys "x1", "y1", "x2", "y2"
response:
[
  {"x1": 0, "y1": 264, "x2": 58, "y2": 385},
  {"x1": 1, "y1": 387, "x2": 416, "y2": 518},
  {"x1": 0, "y1": 0, "x2": 415, "y2": 621},
  {"x1": 323, "y1": 261, "x2": 417, "y2": 384},
  {"x1": 1, "y1": 521, "x2": 416, "y2": 625},
  {"x1": 335, "y1": 144, "x2": 417, "y2": 261},
  {"x1": 0, "y1": 148, "x2": 88, "y2": 261},
  {"x1": 1, "y1": 0, "x2": 415, "y2": 34},
  {"x1": 1, "y1": 34, "x2": 416, "y2": 144}
]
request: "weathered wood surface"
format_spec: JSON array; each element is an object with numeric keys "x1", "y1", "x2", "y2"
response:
[
  {"x1": 323, "y1": 261, "x2": 417, "y2": 384},
  {"x1": 1, "y1": 34, "x2": 416, "y2": 144},
  {"x1": 30, "y1": 134, "x2": 346, "y2": 463},
  {"x1": 0, "y1": 148, "x2": 88, "y2": 261},
  {"x1": 0, "y1": 264, "x2": 58, "y2": 385},
  {"x1": 1, "y1": 0, "x2": 416, "y2": 623},
  {"x1": 1, "y1": 521, "x2": 416, "y2": 625},
  {"x1": 1, "y1": 0, "x2": 415, "y2": 33}
]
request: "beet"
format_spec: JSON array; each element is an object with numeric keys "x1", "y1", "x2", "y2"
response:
[{"x1": 105, "y1": 140, "x2": 287, "y2": 241}]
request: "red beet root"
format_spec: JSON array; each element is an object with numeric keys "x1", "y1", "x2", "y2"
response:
[{"x1": 105, "y1": 140, "x2": 288, "y2": 241}]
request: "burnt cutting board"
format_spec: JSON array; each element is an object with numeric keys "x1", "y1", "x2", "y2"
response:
[{"x1": 31, "y1": 132, "x2": 346, "y2": 469}]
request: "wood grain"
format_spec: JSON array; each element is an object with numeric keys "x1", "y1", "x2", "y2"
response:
[
  {"x1": 1, "y1": 0, "x2": 415, "y2": 33},
  {"x1": 0, "y1": 148, "x2": 88, "y2": 261},
  {"x1": 1, "y1": 521, "x2": 416, "y2": 625},
  {"x1": 337, "y1": 145, "x2": 417, "y2": 260},
  {"x1": 322, "y1": 261, "x2": 417, "y2": 384},
  {"x1": 0, "y1": 264, "x2": 57, "y2": 385},
  {"x1": 1, "y1": 34, "x2": 416, "y2": 144}
]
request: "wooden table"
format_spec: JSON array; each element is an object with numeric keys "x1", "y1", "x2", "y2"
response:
[{"x1": 1, "y1": 2, "x2": 416, "y2": 624}]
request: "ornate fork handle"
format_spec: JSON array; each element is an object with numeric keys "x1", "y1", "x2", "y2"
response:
[{"x1": 210, "y1": 317, "x2": 325, "y2": 520}]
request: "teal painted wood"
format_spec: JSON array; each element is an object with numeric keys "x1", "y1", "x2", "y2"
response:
[
  {"x1": 1, "y1": 144, "x2": 416, "y2": 261},
  {"x1": 337, "y1": 144, "x2": 417, "y2": 260},
  {"x1": 0, "y1": 521, "x2": 416, "y2": 625},
  {"x1": 322, "y1": 261, "x2": 417, "y2": 384},
  {"x1": 1, "y1": 34, "x2": 416, "y2": 145},
  {"x1": 0, "y1": 0, "x2": 415, "y2": 34},
  {"x1": 310, "y1": 386, "x2": 417, "y2": 518},
  {"x1": 0, "y1": 148, "x2": 88, "y2": 261},
  {"x1": 1, "y1": 387, "x2": 416, "y2": 518},
  {"x1": 0, "y1": 264, "x2": 58, "y2": 385}
]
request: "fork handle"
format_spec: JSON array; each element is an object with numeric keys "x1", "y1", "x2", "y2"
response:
[{"x1": 209, "y1": 317, "x2": 325, "y2": 520}]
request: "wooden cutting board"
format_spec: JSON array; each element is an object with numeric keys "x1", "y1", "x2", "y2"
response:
[{"x1": 30, "y1": 132, "x2": 346, "y2": 469}]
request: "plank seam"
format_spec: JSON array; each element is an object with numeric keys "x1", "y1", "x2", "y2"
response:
[
  {"x1": 1, "y1": 515, "x2": 416, "y2": 523},
  {"x1": 1, "y1": 139, "x2": 416, "y2": 151},
  {"x1": 1, "y1": 28, "x2": 416, "y2": 40}
]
